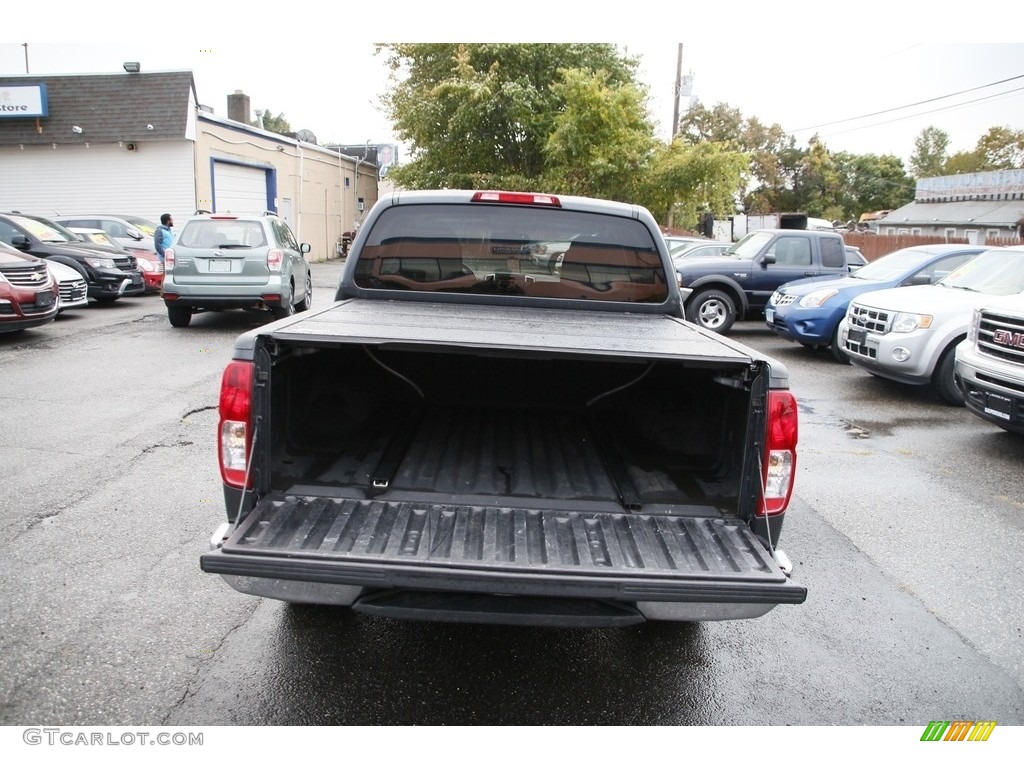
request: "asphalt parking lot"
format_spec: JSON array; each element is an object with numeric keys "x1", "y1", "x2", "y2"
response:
[{"x1": 0, "y1": 262, "x2": 1021, "y2": 728}]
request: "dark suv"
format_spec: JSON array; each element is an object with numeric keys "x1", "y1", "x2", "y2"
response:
[{"x1": 0, "y1": 213, "x2": 145, "y2": 302}]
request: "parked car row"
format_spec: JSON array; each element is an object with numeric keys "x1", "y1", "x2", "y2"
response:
[
  {"x1": 52, "y1": 215, "x2": 164, "y2": 293},
  {"x1": 764, "y1": 242, "x2": 1024, "y2": 433},
  {"x1": 0, "y1": 210, "x2": 169, "y2": 335},
  {"x1": 0, "y1": 212, "x2": 148, "y2": 304},
  {"x1": 1, "y1": 208, "x2": 316, "y2": 334}
]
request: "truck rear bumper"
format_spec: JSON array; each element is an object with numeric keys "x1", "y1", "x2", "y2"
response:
[{"x1": 201, "y1": 494, "x2": 806, "y2": 624}]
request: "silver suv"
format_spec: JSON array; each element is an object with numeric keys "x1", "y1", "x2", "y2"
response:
[
  {"x1": 161, "y1": 212, "x2": 312, "y2": 328},
  {"x1": 837, "y1": 246, "x2": 1024, "y2": 405}
]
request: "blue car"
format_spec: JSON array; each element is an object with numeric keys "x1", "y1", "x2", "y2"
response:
[{"x1": 765, "y1": 243, "x2": 987, "y2": 362}]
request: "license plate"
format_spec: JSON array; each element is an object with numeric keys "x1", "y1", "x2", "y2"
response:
[
  {"x1": 984, "y1": 393, "x2": 1012, "y2": 421},
  {"x1": 35, "y1": 290, "x2": 54, "y2": 308},
  {"x1": 847, "y1": 327, "x2": 866, "y2": 345},
  {"x1": 208, "y1": 259, "x2": 232, "y2": 273},
  {"x1": 765, "y1": 308, "x2": 774, "y2": 323}
]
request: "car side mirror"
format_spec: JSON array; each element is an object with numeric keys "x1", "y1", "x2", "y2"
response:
[
  {"x1": 761, "y1": 253, "x2": 775, "y2": 268},
  {"x1": 126, "y1": 228, "x2": 144, "y2": 241},
  {"x1": 300, "y1": 243, "x2": 311, "y2": 255},
  {"x1": 904, "y1": 274, "x2": 931, "y2": 287},
  {"x1": 11, "y1": 234, "x2": 30, "y2": 250}
]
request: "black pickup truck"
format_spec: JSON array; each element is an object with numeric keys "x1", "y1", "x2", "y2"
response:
[
  {"x1": 677, "y1": 229, "x2": 850, "y2": 333},
  {"x1": 200, "y1": 190, "x2": 806, "y2": 627}
]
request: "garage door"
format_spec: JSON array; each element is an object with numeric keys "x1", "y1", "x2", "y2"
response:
[{"x1": 213, "y1": 162, "x2": 270, "y2": 214}]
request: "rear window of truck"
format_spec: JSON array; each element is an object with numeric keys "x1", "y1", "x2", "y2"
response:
[{"x1": 353, "y1": 204, "x2": 670, "y2": 303}]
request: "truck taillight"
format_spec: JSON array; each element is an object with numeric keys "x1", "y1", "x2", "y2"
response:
[
  {"x1": 760, "y1": 390, "x2": 798, "y2": 516},
  {"x1": 471, "y1": 191, "x2": 561, "y2": 207},
  {"x1": 218, "y1": 361, "x2": 254, "y2": 489},
  {"x1": 165, "y1": 247, "x2": 175, "y2": 269},
  {"x1": 267, "y1": 248, "x2": 283, "y2": 271}
]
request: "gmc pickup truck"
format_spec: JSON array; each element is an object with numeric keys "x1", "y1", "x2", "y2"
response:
[
  {"x1": 200, "y1": 190, "x2": 806, "y2": 627},
  {"x1": 676, "y1": 228, "x2": 850, "y2": 333},
  {"x1": 955, "y1": 292, "x2": 1024, "y2": 434}
]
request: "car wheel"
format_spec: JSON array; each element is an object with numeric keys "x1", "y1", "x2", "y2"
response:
[
  {"x1": 830, "y1": 323, "x2": 850, "y2": 364},
  {"x1": 271, "y1": 284, "x2": 297, "y2": 320},
  {"x1": 686, "y1": 288, "x2": 736, "y2": 334},
  {"x1": 167, "y1": 305, "x2": 192, "y2": 328},
  {"x1": 295, "y1": 272, "x2": 312, "y2": 312},
  {"x1": 933, "y1": 345, "x2": 965, "y2": 406}
]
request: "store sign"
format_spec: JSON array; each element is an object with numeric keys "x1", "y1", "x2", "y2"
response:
[
  {"x1": 916, "y1": 169, "x2": 1024, "y2": 201},
  {"x1": 0, "y1": 84, "x2": 49, "y2": 118}
]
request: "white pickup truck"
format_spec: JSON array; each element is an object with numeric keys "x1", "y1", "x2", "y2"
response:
[{"x1": 955, "y1": 292, "x2": 1024, "y2": 433}]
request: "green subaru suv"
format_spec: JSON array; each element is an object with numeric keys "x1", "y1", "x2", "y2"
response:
[{"x1": 161, "y1": 212, "x2": 312, "y2": 328}]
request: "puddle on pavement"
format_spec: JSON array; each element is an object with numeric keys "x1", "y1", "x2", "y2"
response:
[{"x1": 841, "y1": 416, "x2": 948, "y2": 439}]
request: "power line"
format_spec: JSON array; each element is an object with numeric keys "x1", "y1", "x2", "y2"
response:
[
  {"x1": 787, "y1": 74, "x2": 1024, "y2": 133},
  {"x1": 811, "y1": 85, "x2": 1024, "y2": 141}
]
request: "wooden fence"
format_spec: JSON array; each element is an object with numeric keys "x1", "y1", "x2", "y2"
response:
[{"x1": 843, "y1": 232, "x2": 1024, "y2": 262}]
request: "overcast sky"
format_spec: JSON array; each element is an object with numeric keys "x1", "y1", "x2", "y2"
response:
[{"x1": 3, "y1": 5, "x2": 1022, "y2": 167}]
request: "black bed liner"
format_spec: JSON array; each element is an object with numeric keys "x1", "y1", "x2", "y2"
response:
[{"x1": 201, "y1": 495, "x2": 805, "y2": 604}]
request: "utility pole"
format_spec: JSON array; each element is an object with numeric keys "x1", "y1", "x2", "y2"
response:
[
  {"x1": 671, "y1": 43, "x2": 683, "y2": 140},
  {"x1": 668, "y1": 44, "x2": 683, "y2": 231}
]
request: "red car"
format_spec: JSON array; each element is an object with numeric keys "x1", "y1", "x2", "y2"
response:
[
  {"x1": 0, "y1": 242, "x2": 59, "y2": 333},
  {"x1": 126, "y1": 247, "x2": 164, "y2": 292}
]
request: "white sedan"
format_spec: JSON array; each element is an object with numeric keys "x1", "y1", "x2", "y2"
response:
[{"x1": 47, "y1": 260, "x2": 89, "y2": 313}]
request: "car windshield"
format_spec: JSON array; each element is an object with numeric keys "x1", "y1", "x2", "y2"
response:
[
  {"x1": 76, "y1": 230, "x2": 117, "y2": 247},
  {"x1": 121, "y1": 217, "x2": 158, "y2": 237},
  {"x1": 354, "y1": 203, "x2": 669, "y2": 303},
  {"x1": 940, "y1": 249, "x2": 1024, "y2": 294},
  {"x1": 726, "y1": 231, "x2": 774, "y2": 258},
  {"x1": 850, "y1": 248, "x2": 937, "y2": 281},
  {"x1": 671, "y1": 242, "x2": 726, "y2": 259},
  {"x1": 10, "y1": 215, "x2": 76, "y2": 243}
]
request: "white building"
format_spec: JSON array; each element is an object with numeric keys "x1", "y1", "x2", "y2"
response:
[{"x1": 0, "y1": 70, "x2": 378, "y2": 260}]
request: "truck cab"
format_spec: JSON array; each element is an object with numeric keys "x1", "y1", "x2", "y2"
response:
[{"x1": 677, "y1": 229, "x2": 849, "y2": 333}]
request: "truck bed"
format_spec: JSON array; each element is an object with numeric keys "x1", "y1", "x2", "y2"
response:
[{"x1": 202, "y1": 298, "x2": 806, "y2": 621}]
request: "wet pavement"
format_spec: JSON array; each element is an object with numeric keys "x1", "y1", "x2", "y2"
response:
[{"x1": 1, "y1": 283, "x2": 1021, "y2": 727}]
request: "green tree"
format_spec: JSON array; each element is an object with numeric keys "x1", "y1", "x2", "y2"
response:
[
  {"x1": 542, "y1": 68, "x2": 655, "y2": 200},
  {"x1": 676, "y1": 102, "x2": 744, "y2": 144},
  {"x1": 944, "y1": 148, "x2": 987, "y2": 175},
  {"x1": 642, "y1": 140, "x2": 749, "y2": 229},
  {"x1": 677, "y1": 102, "x2": 803, "y2": 215},
  {"x1": 975, "y1": 126, "x2": 1024, "y2": 169},
  {"x1": 793, "y1": 136, "x2": 843, "y2": 220},
  {"x1": 252, "y1": 110, "x2": 291, "y2": 134},
  {"x1": 832, "y1": 152, "x2": 915, "y2": 220},
  {"x1": 380, "y1": 43, "x2": 644, "y2": 193},
  {"x1": 909, "y1": 126, "x2": 950, "y2": 178}
]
